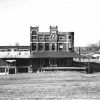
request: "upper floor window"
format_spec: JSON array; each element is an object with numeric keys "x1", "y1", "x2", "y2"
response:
[
  {"x1": 45, "y1": 43, "x2": 49, "y2": 51},
  {"x1": 32, "y1": 30, "x2": 37, "y2": 35},
  {"x1": 32, "y1": 35, "x2": 37, "y2": 40},
  {"x1": 51, "y1": 30, "x2": 57, "y2": 34},
  {"x1": 68, "y1": 36, "x2": 71, "y2": 39},
  {"x1": 14, "y1": 49, "x2": 18, "y2": 51},
  {"x1": 38, "y1": 35, "x2": 44, "y2": 40},
  {"x1": 58, "y1": 35, "x2": 65, "y2": 40},
  {"x1": 45, "y1": 35, "x2": 50, "y2": 40},
  {"x1": 38, "y1": 43, "x2": 44, "y2": 51}
]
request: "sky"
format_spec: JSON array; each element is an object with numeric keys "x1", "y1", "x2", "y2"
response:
[{"x1": 0, "y1": 0, "x2": 100, "y2": 47}]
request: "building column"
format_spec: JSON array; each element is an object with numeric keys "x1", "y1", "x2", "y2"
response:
[
  {"x1": 15, "y1": 66, "x2": 17, "y2": 74},
  {"x1": 5, "y1": 66, "x2": 7, "y2": 75},
  {"x1": 8, "y1": 66, "x2": 9, "y2": 74}
]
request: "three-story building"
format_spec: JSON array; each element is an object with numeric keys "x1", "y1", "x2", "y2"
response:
[{"x1": 30, "y1": 26, "x2": 81, "y2": 71}]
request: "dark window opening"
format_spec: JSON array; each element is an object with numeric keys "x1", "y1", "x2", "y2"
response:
[
  {"x1": 38, "y1": 43, "x2": 44, "y2": 51},
  {"x1": 32, "y1": 30, "x2": 37, "y2": 35},
  {"x1": 32, "y1": 35, "x2": 37, "y2": 39},
  {"x1": 52, "y1": 43, "x2": 56, "y2": 51},
  {"x1": 32, "y1": 43, "x2": 37, "y2": 51},
  {"x1": 9, "y1": 68, "x2": 15, "y2": 74},
  {"x1": 46, "y1": 35, "x2": 50, "y2": 40},
  {"x1": 45, "y1": 43, "x2": 49, "y2": 51},
  {"x1": 69, "y1": 48, "x2": 72, "y2": 51},
  {"x1": 0, "y1": 68, "x2": 5, "y2": 72},
  {"x1": 68, "y1": 36, "x2": 71, "y2": 39},
  {"x1": 58, "y1": 35, "x2": 65, "y2": 40},
  {"x1": 8, "y1": 49, "x2": 11, "y2": 51}
]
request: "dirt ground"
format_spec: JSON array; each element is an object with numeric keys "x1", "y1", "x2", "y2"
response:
[{"x1": 0, "y1": 71, "x2": 100, "y2": 100}]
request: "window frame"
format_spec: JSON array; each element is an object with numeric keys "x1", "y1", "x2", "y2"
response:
[
  {"x1": 45, "y1": 43, "x2": 50, "y2": 51},
  {"x1": 52, "y1": 43, "x2": 56, "y2": 51},
  {"x1": 58, "y1": 35, "x2": 66, "y2": 40},
  {"x1": 38, "y1": 43, "x2": 44, "y2": 51},
  {"x1": 32, "y1": 43, "x2": 37, "y2": 51}
]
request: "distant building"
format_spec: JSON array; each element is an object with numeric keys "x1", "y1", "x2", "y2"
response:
[
  {"x1": 0, "y1": 46, "x2": 31, "y2": 74},
  {"x1": 0, "y1": 46, "x2": 30, "y2": 58}
]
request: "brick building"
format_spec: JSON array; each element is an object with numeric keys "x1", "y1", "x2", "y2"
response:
[
  {"x1": 30, "y1": 26, "x2": 82, "y2": 71},
  {"x1": 0, "y1": 26, "x2": 83, "y2": 74}
]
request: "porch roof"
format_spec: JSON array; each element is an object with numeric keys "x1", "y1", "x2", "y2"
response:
[
  {"x1": 0, "y1": 59, "x2": 9, "y2": 66},
  {"x1": 30, "y1": 51, "x2": 83, "y2": 58}
]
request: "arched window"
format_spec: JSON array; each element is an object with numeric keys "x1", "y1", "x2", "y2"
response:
[
  {"x1": 32, "y1": 30, "x2": 37, "y2": 35},
  {"x1": 52, "y1": 43, "x2": 56, "y2": 51}
]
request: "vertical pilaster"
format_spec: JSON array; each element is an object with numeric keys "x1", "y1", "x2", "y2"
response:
[{"x1": 15, "y1": 66, "x2": 17, "y2": 74}]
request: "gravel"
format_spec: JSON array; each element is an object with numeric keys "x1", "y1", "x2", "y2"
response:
[{"x1": 0, "y1": 71, "x2": 100, "y2": 100}]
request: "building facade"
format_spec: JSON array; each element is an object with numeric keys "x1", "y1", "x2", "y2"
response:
[
  {"x1": 0, "y1": 46, "x2": 30, "y2": 58},
  {"x1": 30, "y1": 26, "x2": 74, "y2": 53},
  {"x1": 0, "y1": 46, "x2": 31, "y2": 74},
  {"x1": 30, "y1": 26, "x2": 81, "y2": 71},
  {"x1": 0, "y1": 26, "x2": 82, "y2": 74}
]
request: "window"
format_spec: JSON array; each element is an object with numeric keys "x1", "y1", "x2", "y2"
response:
[
  {"x1": 69, "y1": 48, "x2": 72, "y2": 51},
  {"x1": 45, "y1": 43, "x2": 49, "y2": 51},
  {"x1": 58, "y1": 35, "x2": 65, "y2": 40},
  {"x1": 32, "y1": 35, "x2": 37, "y2": 39},
  {"x1": 38, "y1": 35, "x2": 44, "y2": 40},
  {"x1": 51, "y1": 30, "x2": 56, "y2": 34},
  {"x1": 38, "y1": 43, "x2": 44, "y2": 51},
  {"x1": 58, "y1": 43, "x2": 63, "y2": 51},
  {"x1": 14, "y1": 49, "x2": 18, "y2": 51},
  {"x1": 0, "y1": 68, "x2": 5, "y2": 73},
  {"x1": 52, "y1": 43, "x2": 56, "y2": 51},
  {"x1": 32, "y1": 30, "x2": 37, "y2": 35},
  {"x1": 68, "y1": 43, "x2": 72, "y2": 51},
  {"x1": 69, "y1": 43, "x2": 72, "y2": 48},
  {"x1": 32, "y1": 43, "x2": 37, "y2": 51},
  {"x1": 46, "y1": 35, "x2": 50, "y2": 40},
  {"x1": 8, "y1": 49, "x2": 11, "y2": 51},
  {"x1": 68, "y1": 36, "x2": 71, "y2": 39}
]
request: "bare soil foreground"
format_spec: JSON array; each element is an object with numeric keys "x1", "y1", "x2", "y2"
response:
[{"x1": 0, "y1": 71, "x2": 100, "y2": 100}]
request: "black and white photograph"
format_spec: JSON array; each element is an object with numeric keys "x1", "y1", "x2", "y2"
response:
[{"x1": 0, "y1": 0, "x2": 100, "y2": 99}]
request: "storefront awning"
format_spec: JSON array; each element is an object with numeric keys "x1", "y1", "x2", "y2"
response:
[{"x1": 30, "y1": 51, "x2": 83, "y2": 58}]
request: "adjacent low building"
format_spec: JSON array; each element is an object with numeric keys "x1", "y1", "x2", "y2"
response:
[
  {"x1": 0, "y1": 46, "x2": 31, "y2": 74},
  {"x1": 0, "y1": 59, "x2": 9, "y2": 75}
]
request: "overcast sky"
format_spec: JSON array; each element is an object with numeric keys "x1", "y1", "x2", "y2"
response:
[{"x1": 0, "y1": 0, "x2": 100, "y2": 47}]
